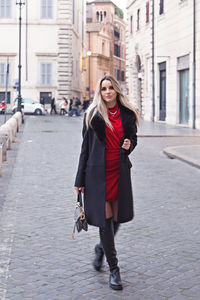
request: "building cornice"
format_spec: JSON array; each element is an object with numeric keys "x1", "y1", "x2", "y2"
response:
[
  {"x1": 127, "y1": 0, "x2": 137, "y2": 10},
  {"x1": 0, "y1": 53, "x2": 17, "y2": 57},
  {"x1": 113, "y1": 55, "x2": 126, "y2": 62},
  {"x1": 35, "y1": 53, "x2": 58, "y2": 57},
  {"x1": 114, "y1": 18, "x2": 126, "y2": 27}
]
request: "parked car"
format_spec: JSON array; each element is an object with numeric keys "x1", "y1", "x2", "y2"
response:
[
  {"x1": 12, "y1": 98, "x2": 45, "y2": 115},
  {"x1": 0, "y1": 100, "x2": 5, "y2": 114}
]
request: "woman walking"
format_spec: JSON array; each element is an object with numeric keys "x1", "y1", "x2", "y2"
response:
[{"x1": 74, "y1": 75, "x2": 139, "y2": 290}]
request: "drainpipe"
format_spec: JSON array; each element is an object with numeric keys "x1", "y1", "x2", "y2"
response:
[
  {"x1": 192, "y1": 0, "x2": 196, "y2": 129},
  {"x1": 25, "y1": 0, "x2": 28, "y2": 81},
  {"x1": 152, "y1": 0, "x2": 155, "y2": 122}
]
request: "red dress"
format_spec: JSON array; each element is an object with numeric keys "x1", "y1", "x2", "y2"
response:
[{"x1": 105, "y1": 103, "x2": 123, "y2": 202}]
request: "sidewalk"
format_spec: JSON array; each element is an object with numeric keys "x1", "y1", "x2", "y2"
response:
[
  {"x1": 0, "y1": 115, "x2": 200, "y2": 299},
  {"x1": 138, "y1": 119, "x2": 200, "y2": 169}
]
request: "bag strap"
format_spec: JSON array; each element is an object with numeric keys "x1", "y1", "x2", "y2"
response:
[{"x1": 77, "y1": 191, "x2": 83, "y2": 206}]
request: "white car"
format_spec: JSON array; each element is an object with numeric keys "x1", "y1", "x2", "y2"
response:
[{"x1": 12, "y1": 98, "x2": 45, "y2": 115}]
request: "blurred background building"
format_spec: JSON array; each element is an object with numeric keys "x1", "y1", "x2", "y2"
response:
[
  {"x1": 86, "y1": 0, "x2": 126, "y2": 100},
  {"x1": 126, "y1": 0, "x2": 200, "y2": 129},
  {"x1": 0, "y1": 0, "x2": 86, "y2": 110}
]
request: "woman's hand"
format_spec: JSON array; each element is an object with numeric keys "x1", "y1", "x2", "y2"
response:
[
  {"x1": 122, "y1": 138, "x2": 131, "y2": 150},
  {"x1": 75, "y1": 186, "x2": 84, "y2": 194}
]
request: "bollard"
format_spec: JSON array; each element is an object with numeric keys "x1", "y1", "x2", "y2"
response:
[
  {"x1": 0, "y1": 126, "x2": 12, "y2": 150},
  {"x1": 13, "y1": 112, "x2": 21, "y2": 130},
  {"x1": 13, "y1": 111, "x2": 22, "y2": 130},
  {"x1": 7, "y1": 117, "x2": 18, "y2": 137},
  {"x1": 0, "y1": 144, "x2": 2, "y2": 176},
  {"x1": 0, "y1": 135, "x2": 7, "y2": 161}
]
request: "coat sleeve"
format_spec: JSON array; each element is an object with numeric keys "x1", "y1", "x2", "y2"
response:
[
  {"x1": 74, "y1": 114, "x2": 89, "y2": 187},
  {"x1": 123, "y1": 112, "x2": 137, "y2": 155}
]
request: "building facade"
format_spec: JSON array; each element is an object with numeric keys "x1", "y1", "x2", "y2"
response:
[
  {"x1": 86, "y1": 0, "x2": 126, "y2": 99},
  {"x1": 126, "y1": 0, "x2": 200, "y2": 129},
  {"x1": 0, "y1": 0, "x2": 86, "y2": 111}
]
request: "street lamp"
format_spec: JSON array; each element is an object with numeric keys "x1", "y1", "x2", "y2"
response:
[{"x1": 16, "y1": 1, "x2": 25, "y2": 112}]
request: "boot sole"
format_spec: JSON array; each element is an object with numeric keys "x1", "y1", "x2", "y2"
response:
[{"x1": 109, "y1": 283, "x2": 123, "y2": 290}]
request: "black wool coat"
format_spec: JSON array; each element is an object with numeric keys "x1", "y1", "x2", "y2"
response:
[{"x1": 75, "y1": 103, "x2": 137, "y2": 228}]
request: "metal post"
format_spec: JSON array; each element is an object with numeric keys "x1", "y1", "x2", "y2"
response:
[
  {"x1": 16, "y1": 1, "x2": 25, "y2": 112},
  {"x1": 4, "y1": 57, "x2": 9, "y2": 123},
  {"x1": 152, "y1": 0, "x2": 155, "y2": 122},
  {"x1": 192, "y1": 0, "x2": 196, "y2": 129}
]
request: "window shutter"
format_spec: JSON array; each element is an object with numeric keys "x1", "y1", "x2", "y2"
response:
[
  {"x1": 146, "y1": 2, "x2": 149, "y2": 23},
  {"x1": 47, "y1": 0, "x2": 53, "y2": 19},
  {"x1": 0, "y1": 63, "x2": 5, "y2": 85},
  {"x1": 46, "y1": 63, "x2": 52, "y2": 85},
  {"x1": 130, "y1": 16, "x2": 133, "y2": 34},
  {"x1": 41, "y1": 0, "x2": 46, "y2": 18},
  {"x1": 40, "y1": 63, "x2": 45, "y2": 85},
  {"x1": 160, "y1": 0, "x2": 164, "y2": 14},
  {"x1": 6, "y1": 0, "x2": 11, "y2": 18}
]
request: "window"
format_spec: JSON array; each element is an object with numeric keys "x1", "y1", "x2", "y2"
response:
[
  {"x1": 114, "y1": 26, "x2": 120, "y2": 38},
  {"x1": 40, "y1": 63, "x2": 52, "y2": 86},
  {"x1": 159, "y1": 0, "x2": 164, "y2": 14},
  {"x1": 0, "y1": 92, "x2": 10, "y2": 104},
  {"x1": 0, "y1": 62, "x2": 10, "y2": 86},
  {"x1": 102, "y1": 41, "x2": 105, "y2": 55},
  {"x1": 100, "y1": 11, "x2": 103, "y2": 22},
  {"x1": 114, "y1": 44, "x2": 120, "y2": 57},
  {"x1": 121, "y1": 71, "x2": 125, "y2": 82},
  {"x1": 96, "y1": 11, "x2": 99, "y2": 22},
  {"x1": 117, "y1": 69, "x2": 120, "y2": 81},
  {"x1": 146, "y1": 2, "x2": 149, "y2": 23},
  {"x1": 0, "y1": 0, "x2": 11, "y2": 18},
  {"x1": 130, "y1": 15, "x2": 133, "y2": 34},
  {"x1": 137, "y1": 9, "x2": 140, "y2": 30},
  {"x1": 41, "y1": 0, "x2": 53, "y2": 19},
  {"x1": 115, "y1": 69, "x2": 120, "y2": 80}
]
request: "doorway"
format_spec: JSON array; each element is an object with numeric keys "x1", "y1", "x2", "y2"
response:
[
  {"x1": 40, "y1": 92, "x2": 52, "y2": 105},
  {"x1": 179, "y1": 69, "x2": 189, "y2": 124},
  {"x1": 159, "y1": 62, "x2": 166, "y2": 121}
]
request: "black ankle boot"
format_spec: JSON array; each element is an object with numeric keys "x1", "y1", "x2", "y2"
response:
[
  {"x1": 93, "y1": 243, "x2": 104, "y2": 271},
  {"x1": 99, "y1": 218, "x2": 123, "y2": 290},
  {"x1": 109, "y1": 267, "x2": 123, "y2": 290}
]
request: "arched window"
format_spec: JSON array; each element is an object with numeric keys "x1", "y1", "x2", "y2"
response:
[
  {"x1": 96, "y1": 11, "x2": 99, "y2": 22},
  {"x1": 100, "y1": 11, "x2": 103, "y2": 22}
]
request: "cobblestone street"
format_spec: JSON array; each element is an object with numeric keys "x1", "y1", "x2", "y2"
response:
[{"x1": 0, "y1": 115, "x2": 200, "y2": 299}]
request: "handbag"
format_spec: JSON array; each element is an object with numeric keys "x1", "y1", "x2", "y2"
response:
[{"x1": 72, "y1": 191, "x2": 88, "y2": 239}]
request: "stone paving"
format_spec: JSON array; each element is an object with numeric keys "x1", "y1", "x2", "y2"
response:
[{"x1": 0, "y1": 115, "x2": 200, "y2": 299}]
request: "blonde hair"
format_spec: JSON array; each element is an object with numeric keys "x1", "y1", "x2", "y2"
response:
[{"x1": 86, "y1": 75, "x2": 139, "y2": 130}]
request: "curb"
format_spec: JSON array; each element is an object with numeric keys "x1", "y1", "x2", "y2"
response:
[{"x1": 163, "y1": 145, "x2": 200, "y2": 169}]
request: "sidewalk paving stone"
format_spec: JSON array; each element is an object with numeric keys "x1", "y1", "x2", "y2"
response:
[{"x1": 0, "y1": 115, "x2": 200, "y2": 299}]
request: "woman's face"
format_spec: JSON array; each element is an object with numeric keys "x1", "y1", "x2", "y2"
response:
[{"x1": 100, "y1": 80, "x2": 117, "y2": 107}]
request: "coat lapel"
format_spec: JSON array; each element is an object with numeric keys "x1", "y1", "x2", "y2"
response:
[
  {"x1": 91, "y1": 112, "x2": 106, "y2": 143},
  {"x1": 119, "y1": 104, "x2": 134, "y2": 139}
]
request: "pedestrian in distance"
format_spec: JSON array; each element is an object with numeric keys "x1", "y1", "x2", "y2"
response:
[
  {"x1": 60, "y1": 97, "x2": 69, "y2": 115},
  {"x1": 50, "y1": 97, "x2": 57, "y2": 114},
  {"x1": 74, "y1": 75, "x2": 139, "y2": 290},
  {"x1": 40, "y1": 97, "x2": 45, "y2": 107},
  {"x1": 69, "y1": 97, "x2": 80, "y2": 116}
]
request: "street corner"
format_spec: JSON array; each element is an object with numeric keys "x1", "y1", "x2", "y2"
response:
[{"x1": 163, "y1": 145, "x2": 200, "y2": 169}]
